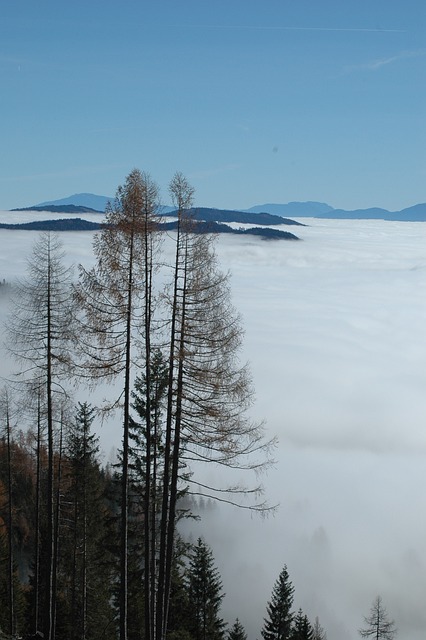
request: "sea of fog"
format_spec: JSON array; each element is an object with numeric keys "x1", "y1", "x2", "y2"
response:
[{"x1": 1, "y1": 213, "x2": 426, "y2": 640}]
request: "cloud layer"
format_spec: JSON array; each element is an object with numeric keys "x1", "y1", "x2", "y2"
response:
[{"x1": 1, "y1": 216, "x2": 426, "y2": 639}]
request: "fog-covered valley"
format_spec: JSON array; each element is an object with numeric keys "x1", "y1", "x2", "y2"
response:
[{"x1": 1, "y1": 214, "x2": 426, "y2": 639}]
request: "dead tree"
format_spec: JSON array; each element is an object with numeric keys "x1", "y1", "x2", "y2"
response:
[{"x1": 7, "y1": 233, "x2": 75, "y2": 640}]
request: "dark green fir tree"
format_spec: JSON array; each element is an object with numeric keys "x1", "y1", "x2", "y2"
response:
[
  {"x1": 261, "y1": 565, "x2": 295, "y2": 640},
  {"x1": 291, "y1": 609, "x2": 313, "y2": 640},
  {"x1": 60, "y1": 402, "x2": 115, "y2": 640},
  {"x1": 186, "y1": 538, "x2": 226, "y2": 640},
  {"x1": 228, "y1": 618, "x2": 248, "y2": 640}
]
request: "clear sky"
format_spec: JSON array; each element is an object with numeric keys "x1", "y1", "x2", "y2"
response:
[{"x1": 1, "y1": 0, "x2": 425, "y2": 211}]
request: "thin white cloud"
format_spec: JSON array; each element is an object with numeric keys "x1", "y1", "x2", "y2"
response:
[
  {"x1": 345, "y1": 49, "x2": 426, "y2": 73},
  {"x1": 183, "y1": 24, "x2": 405, "y2": 34}
]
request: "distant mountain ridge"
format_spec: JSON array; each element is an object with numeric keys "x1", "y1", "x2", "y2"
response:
[
  {"x1": 245, "y1": 201, "x2": 426, "y2": 221},
  {"x1": 37, "y1": 193, "x2": 112, "y2": 211},
  {"x1": 315, "y1": 203, "x2": 426, "y2": 221},
  {"x1": 245, "y1": 201, "x2": 333, "y2": 217},
  {"x1": 12, "y1": 194, "x2": 426, "y2": 222}
]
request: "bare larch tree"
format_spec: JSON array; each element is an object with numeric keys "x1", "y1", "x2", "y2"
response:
[
  {"x1": 74, "y1": 169, "x2": 160, "y2": 640},
  {"x1": 359, "y1": 596, "x2": 397, "y2": 640}
]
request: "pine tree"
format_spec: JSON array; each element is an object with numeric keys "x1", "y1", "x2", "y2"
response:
[
  {"x1": 186, "y1": 538, "x2": 226, "y2": 640},
  {"x1": 129, "y1": 349, "x2": 169, "y2": 638},
  {"x1": 291, "y1": 609, "x2": 313, "y2": 640},
  {"x1": 228, "y1": 618, "x2": 247, "y2": 640},
  {"x1": 261, "y1": 565, "x2": 295, "y2": 640}
]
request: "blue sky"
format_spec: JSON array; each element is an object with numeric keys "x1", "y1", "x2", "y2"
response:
[{"x1": 1, "y1": 0, "x2": 425, "y2": 210}]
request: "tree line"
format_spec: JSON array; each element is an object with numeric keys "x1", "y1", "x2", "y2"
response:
[
  {"x1": 0, "y1": 419, "x2": 327, "y2": 640},
  {"x1": 0, "y1": 429, "x2": 396, "y2": 640}
]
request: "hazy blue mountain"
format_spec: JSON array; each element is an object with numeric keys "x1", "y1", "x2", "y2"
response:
[
  {"x1": 36, "y1": 193, "x2": 113, "y2": 211},
  {"x1": 246, "y1": 201, "x2": 426, "y2": 221},
  {"x1": 34, "y1": 194, "x2": 177, "y2": 215},
  {"x1": 397, "y1": 203, "x2": 426, "y2": 221},
  {"x1": 159, "y1": 205, "x2": 177, "y2": 214},
  {"x1": 245, "y1": 202, "x2": 334, "y2": 217},
  {"x1": 316, "y1": 204, "x2": 426, "y2": 221}
]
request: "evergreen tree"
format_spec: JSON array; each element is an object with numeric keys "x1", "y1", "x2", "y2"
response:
[
  {"x1": 312, "y1": 616, "x2": 327, "y2": 640},
  {"x1": 129, "y1": 348, "x2": 169, "y2": 637},
  {"x1": 59, "y1": 403, "x2": 115, "y2": 640},
  {"x1": 228, "y1": 618, "x2": 247, "y2": 640},
  {"x1": 166, "y1": 540, "x2": 192, "y2": 640},
  {"x1": 186, "y1": 538, "x2": 226, "y2": 640},
  {"x1": 261, "y1": 565, "x2": 295, "y2": 640},
  {"x1": 291, "y1": 609, "x2": 313, "y2": 640}
]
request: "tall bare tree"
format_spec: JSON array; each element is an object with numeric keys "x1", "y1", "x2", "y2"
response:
[
  {"x1": 359, "y1": 596, "x2": 397, "y2": 640},
  {"x1": 154, "y1": 173, "x2": 276, "y2": 640},
  {"x1": 75, "y1": 169, "x2": 160, "y2": 640},
  {"x1": 0, "y1": 388, "x2": 15, "y2": 637},
  {"x1": 33, "y1": 389, "x2": 43, "y2": 634},
  {"x1": 7, "y1": 232, "x2": 75, "y2": 640}
]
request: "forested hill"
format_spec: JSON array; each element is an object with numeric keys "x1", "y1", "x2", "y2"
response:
[
  {"x1": 162, "y1": 219, "x2": 300, "y2": 240},
  {"x1": 11, "y1": 204, "x2": 104, "y2": 214},
  {"x1": 0, "y1": 218, "x2": 102, "y2": 231},
  {"x1": 163, "y1": 206, "x2": 305, "y2": 227},
  {"x1": 0, "y1": 217, "x2": 300, "y2": 240}
]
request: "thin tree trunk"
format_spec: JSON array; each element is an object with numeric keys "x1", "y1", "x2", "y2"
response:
[
  {"x1": 163, "y1": 234, "x2": 189, "y2": 633},
  {"x1": 143, "y1": 212, "x2": 153, "y2": 640},
  {"x1": 150, "y1": 378, "x2": 159, "y2": 640},
  {"x1": 52, "y1": 417, "x2": 64, "y2": 640},
  {"x1": 120, "y1": 230, "x2": 134, "y2": 640},
  {"x1": 6, "y1": 400, "x2": 14, "y2": 637},
  {"x1": 46, "y1": 243, "x2": 55, "y2": 640},
  {"x1": 157, "y1": 217, "x2": 182, "y2": 640},
  {"x1": 71, "y1": 481, "x2": 78, "y2": 640},
  {"x1": 82, "y1": 411, "x2": 88, "y2": 640},
  {"x1": 34, "y1": 391, "x2": 42, "y2": 634}
]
